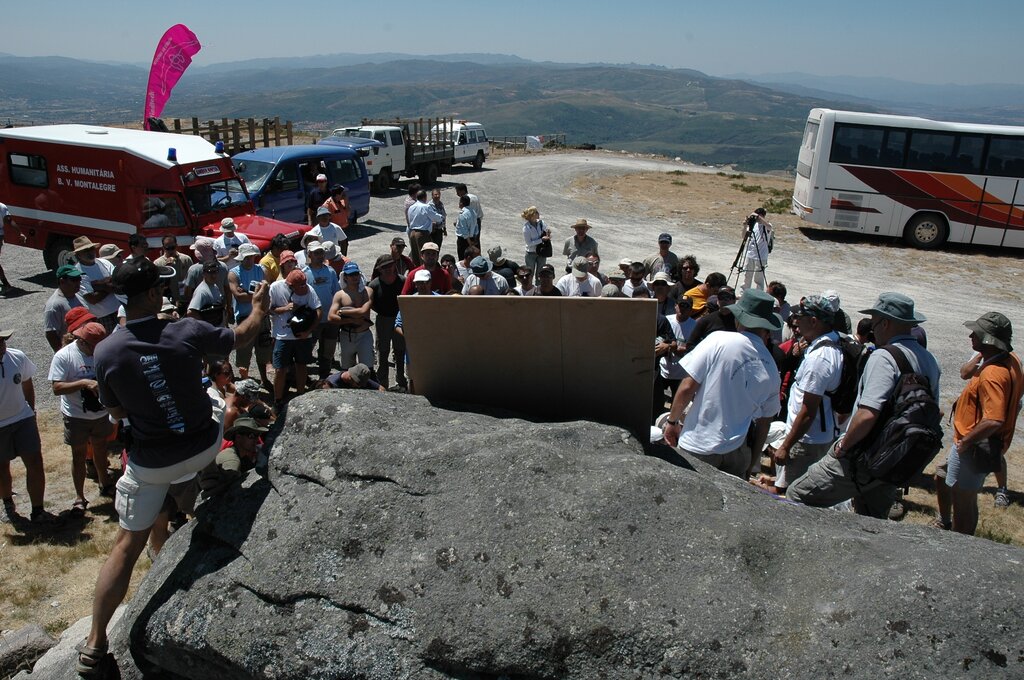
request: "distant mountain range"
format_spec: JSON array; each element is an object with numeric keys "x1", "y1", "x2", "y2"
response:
[{"x1": 3, "y1": 53, "x2": 1023, "y2": 171}]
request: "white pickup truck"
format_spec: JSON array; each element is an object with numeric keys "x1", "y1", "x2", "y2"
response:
[{"x1": 320, "y1": 118, "x2": 455, "y2": 192}]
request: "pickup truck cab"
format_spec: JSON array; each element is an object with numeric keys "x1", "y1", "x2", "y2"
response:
[
  {"x1": 322, "y1": 118, "x2": 454, "y2": 193},
  {"x1": 232, "y1": 144, "x2": 371, "y2": 225},
  {"x1": 434, "y1": 121, "x2": 488, "y2": 169}
]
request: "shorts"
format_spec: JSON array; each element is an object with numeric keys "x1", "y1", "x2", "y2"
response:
[
  {"x1": 63, "y1": 415, "x2": 114, "y2": 447},
  {"x1": 0, "y1": 416, "x2": 41, "y2": 462},
  {"x1": 272, "y1": 338, "x2": 314, "y2": 370},
  {"x1": 944, "y1": 444, "x2": 989, "y2": 492},
  {"x1": 162, "y1": 475, "x2": 200, "y2": 515},
  {"x1": 115, "y1": 425, "x2": 223, "y2": 532}
]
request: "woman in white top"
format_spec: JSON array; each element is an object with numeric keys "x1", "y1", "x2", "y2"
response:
[{"x1": 521, "y1": 206, "x2": 552, "y2": 278}]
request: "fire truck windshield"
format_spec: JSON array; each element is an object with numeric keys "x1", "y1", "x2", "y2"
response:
[{"x1": 184, "y1": 178, "x2": 249, "y2": 217}]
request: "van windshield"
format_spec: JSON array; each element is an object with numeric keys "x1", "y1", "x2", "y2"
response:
[
  {"x1": 185, "y1": 178, "x2": 249, "y2": 217},
  {"x1": 233, "y1": 160, "x2": 275, "y2": 193}
]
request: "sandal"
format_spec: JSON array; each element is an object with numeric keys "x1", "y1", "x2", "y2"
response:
[
  {"x1": 75, "y1": 640, "x2": 109, "y2": 677},
  {"x1": 931, "y1": 516, "x2": 952, "y2": 530},
  {"x1": 71, "y1": 498, "x2": 89, "y2": 515}
]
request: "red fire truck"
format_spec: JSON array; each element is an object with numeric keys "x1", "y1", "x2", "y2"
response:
[{"x1": 0, "y1": 125, "x2": 310, "y2": 268}]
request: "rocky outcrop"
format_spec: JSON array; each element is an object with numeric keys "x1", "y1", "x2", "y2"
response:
[{"x1": 47, "y1": 392, "x2": 1024, "y2": 678}]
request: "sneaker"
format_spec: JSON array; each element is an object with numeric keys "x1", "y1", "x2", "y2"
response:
[
  {"x1": 29, "y1": 508, "x2": 61, "y2": 526},
  {"x1": 887, "y1": 501, "x2": 906, "y2": 521},
  {"x1": 994, "y1": 488, "x2": 1010, "y2": 508},
  {"x1": 387, "y1": 385, "x2": 407, "y2": 394}
]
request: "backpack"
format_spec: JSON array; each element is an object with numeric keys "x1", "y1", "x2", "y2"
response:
[
  {"x1": 850, "y1": 345, "x2": 943, "y2": 485},
  {"x1": 818, "y1": 336, "x2": 865, "y2": 430}
]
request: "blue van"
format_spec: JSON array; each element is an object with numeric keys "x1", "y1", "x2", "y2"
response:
[{"x1": 232, "y1": 144, "x2": 374, "y2": 225}]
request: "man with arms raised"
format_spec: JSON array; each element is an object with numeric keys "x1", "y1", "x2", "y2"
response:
[{"x1": 78, "y1": 259, "x2": 270, "y2": 676}]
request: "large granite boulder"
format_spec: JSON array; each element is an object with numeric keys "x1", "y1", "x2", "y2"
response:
[{"x1": 58, "y1": 392, "x2": 1024, "y2": 678}]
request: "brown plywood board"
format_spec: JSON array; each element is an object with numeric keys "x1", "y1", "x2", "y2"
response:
[{"x1": 399, "y1": 296, "x2": 656, "y2": 434}]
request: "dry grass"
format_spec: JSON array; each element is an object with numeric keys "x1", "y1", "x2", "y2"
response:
[{"x1": 0, "y1": 412, "x2": 149, "y2": 634}]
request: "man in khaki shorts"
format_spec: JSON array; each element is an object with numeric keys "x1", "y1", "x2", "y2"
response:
[{"x1": 76, "y1": 258, "x2": 270, "y2": 676}]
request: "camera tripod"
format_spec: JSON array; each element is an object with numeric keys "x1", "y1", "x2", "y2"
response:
[{"x1": 728, "y1": 220, "x2": 767, "y2": 291}]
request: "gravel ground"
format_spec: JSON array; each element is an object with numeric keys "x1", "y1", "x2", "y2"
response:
[{"x1": 2, "y1": 149, "x2": 1022, "y2": 453}]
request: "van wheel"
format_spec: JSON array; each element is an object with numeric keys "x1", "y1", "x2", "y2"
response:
[
  {"x1": 44, "y1": 236, "x2": 75, "y2": 271},
  {"x1": 473, "y1": 151, "x2": 484, "y2": 170},
  {"x1": 375, "y1": 169, "x2": 391, "y2": 193},
  {"x1": 903, "y1": 213, "x2": 948, "y2": 249}
]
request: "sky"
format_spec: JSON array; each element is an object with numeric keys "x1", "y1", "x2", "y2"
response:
[{"x1": 5, "y1": 0, "x2": 1024, "y2": 85}]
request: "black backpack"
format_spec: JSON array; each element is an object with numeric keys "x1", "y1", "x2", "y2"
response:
[
  {"x1": 818, "y1": 335, "x2": 866, "y2": 430},
  {"x1": 850, "y1": 346, "x2": 943, "y2": 485}
]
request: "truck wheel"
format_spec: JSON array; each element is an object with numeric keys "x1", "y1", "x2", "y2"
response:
[
  {"x1": 44, "y1": 236, "x2": 75, "y2": 270},
  {"x1": 420, "y1": 163, "x2": 439, "y2": 185},
  {"x1": 375, "y1": 169, "x2": 391, "y2": 193},
  {"x1": 902, "y1": 213, "x2": 948, "y2": 249},
  {"x1": 473, "y1": 151, "x2": 484, "y2": 170}
]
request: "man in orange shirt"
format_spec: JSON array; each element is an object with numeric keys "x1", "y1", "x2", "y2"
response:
[{"x1": 935, "y1": 312, "x2": 1022, "y2": 534}]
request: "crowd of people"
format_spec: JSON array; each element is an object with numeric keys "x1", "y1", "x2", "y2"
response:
[{"x1": 0, "y1": 190, "x2": 1021, "y2": 676}]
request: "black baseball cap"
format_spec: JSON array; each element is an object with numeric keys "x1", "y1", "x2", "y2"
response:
[{"x1": 112, "y1": 258, "x2": 175, "y2": 297}]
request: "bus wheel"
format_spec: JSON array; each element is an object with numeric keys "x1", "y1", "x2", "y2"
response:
[
  {"x1": 43, "y1": 236, "x2": 75, "y2": 270},
  {"x1": 473, "y1": 151, "x2": 485, "y2": 170},
  {"x1": 375, "y1": 169, "x2": 391, "y2": 193},
  {"x1": 903, "y1": 213, "x2": 948, "y2": 249}
]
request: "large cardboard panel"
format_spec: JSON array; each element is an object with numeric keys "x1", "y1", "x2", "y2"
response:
[{"x1": 399, "y1": 296, "x2": 656, "y2": 434}]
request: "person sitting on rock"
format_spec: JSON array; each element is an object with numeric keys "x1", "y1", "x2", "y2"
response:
[
  {"x1": 316, "y1": 363, "x2": 386, "y2": 391},
  {"x1": 622, "y1": 261, "x2": 649, "y2": 298},
  {"x1": 199, "y1": 417, "x2": 268, "y2": 498}
]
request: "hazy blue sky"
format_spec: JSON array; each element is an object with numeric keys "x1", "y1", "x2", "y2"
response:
[{"x1": 5, "y1": 0, "x2": 1023, "y2": 84}]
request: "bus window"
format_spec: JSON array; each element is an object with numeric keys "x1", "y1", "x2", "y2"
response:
[
  {"x1": 954, "y1": 135, "x2": 985, "y2": 174},
  {"x1": 985, "y1": 136, "x2": 1024, "y2": 177},
  {"x1": 831, "y1": 125, "x2": 884, "y2": 165},
  {"x1": 907, "y1": 131, "x2": 957, "y2": 172},
  {"x1": 801, "y1": 121, "x2": 819, "y2": 150},
  {"x1": 879, "y1": 130, "x2": 906, "y2": 166}
]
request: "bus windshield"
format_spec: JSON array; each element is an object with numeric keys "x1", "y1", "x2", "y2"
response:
[
  {"x1": 185, "y1": 178, "x2": 249, "y2": 217},
  {"x1": 233, "y1": 160, "x2": 275, "y2": 193}
]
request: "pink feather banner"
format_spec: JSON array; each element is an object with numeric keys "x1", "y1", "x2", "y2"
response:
[{"x1": 143, "y1": 24, "x2": 201, "y2": 130}]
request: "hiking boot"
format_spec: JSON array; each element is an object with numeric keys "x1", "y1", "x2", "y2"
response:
[
  {"x1": 994, "y1": 488, "x2": 1010, "y2": 508},
  {"x1": 887, "y1": 501, "x2": 906, "y2": 521},
  {"x1": 1, "y1": 497, "x2": 19, "y2": 524},
  {"x1": 29, "y1": 508, "x2": 61, "y2": 526}
]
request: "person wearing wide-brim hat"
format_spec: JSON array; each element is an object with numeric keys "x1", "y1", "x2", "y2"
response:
[
  {"x1": 200, "y1": 416, "x2": 268, "y2": 498},
  {"x1": 661, "y1": 289, "x2": 782, "y2": 479},
  {"x1": 563, "y1": 218, "x2": 599, "y2": 273},
  {"x1": 934, "y1": 311, "x2": 1022, "y2": 533},
  {"x1": 786, "y1": 291, "x2": 941, "y2": 519},
  {"x1": 73, "y1": 236, "x2": 121, "y2": 334}
]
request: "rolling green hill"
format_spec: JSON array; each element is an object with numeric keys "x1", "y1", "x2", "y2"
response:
[{"x1": 1, "y1": 56, "x2": 857, "y2": 172}]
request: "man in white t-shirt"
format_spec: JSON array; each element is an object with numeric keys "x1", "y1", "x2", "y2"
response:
[
  {"x1": 770, "y1": 294, "x2": 843, "y2": 491},
  {"x1": 49, "y1": 321, "x2": 115, "y2": 513},
  {"x1": 662, "y1": 289, "x2": 782, "y2": 478},
  {"x1": 0, "y1": 330, "x2": 49, "y2": 525},
  {"x1": 214, "y1": 217, "x2": 252, "y2": 270},
  {"x1": 556, "y1": 257, "x2": 603, "y2": 297},
  {"x1": 770, "y1": 295, "x2": 843, "y2": 491},
  {"x1": 73, "y1": 236, "x2": 120, "y2": 333},
  {"x1": 269, "y1": 269, "x2": 321, "y2": 405},
  {"x1": 309, "y1": 207, "x2": 347, "y2": 256}
]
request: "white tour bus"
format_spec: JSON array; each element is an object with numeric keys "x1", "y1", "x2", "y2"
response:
[{"x1": 792, "y1": 108, "x2": 1024, "y2": 249}]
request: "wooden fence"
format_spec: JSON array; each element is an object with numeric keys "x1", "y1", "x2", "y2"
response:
[{"x1": 169, "y1": 117, "x2": 293, "y2": 154}]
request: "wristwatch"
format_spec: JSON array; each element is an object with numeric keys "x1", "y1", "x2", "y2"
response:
[{"x1": 666, "y1": 418, "x2": 680, "y2": 426}]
